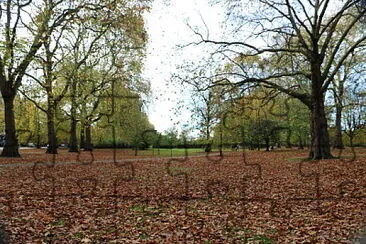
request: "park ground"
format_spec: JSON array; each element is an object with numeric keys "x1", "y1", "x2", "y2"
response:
[{"x1": 0, "y1": 147, "x2": 364, "y2": 243}]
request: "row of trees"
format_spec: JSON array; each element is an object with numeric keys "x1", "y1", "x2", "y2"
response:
[
  {"x1": 190, "y1": 84, "x2": 364, "y2": 152},
  {"x1": 180, "y1": 0, "x2": 366, "y2": 159},
  {"x1": 11, "y1": 86, "x2": 153, "y2": 150},
  {"x1": 0, "y1": 0, "x2": 152, "y2": 156}
]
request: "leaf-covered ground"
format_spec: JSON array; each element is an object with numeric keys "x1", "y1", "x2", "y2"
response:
[{"x1": 0, "y1": 148, "x2": 364, "y2": 243}]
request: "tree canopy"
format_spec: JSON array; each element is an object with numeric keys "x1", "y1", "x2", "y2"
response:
[
  {"x1": 0, "y1": 0, "x2": 151, "y2": 156},
  {"x1": 184, "y1": 0, "x2": 366, "y2": 159}
]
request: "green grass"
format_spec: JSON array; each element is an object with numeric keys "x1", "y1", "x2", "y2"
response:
[
  {"x1": 168, "y1": 166, "x2": 193, "y2": 175},
  {"x1": 52, "y1": 218, "x2": 65, "y2": 226},
  {"x1": 128, "y1": 204, "x2": 168, "y2": 217},
  {"x1": 73, "y1": 232, "x2": 84, "y2": 238},
  {"x1": 247, "y1": 235, "x2": 275, "y2": 243},
  {"x1": 128, "y1": 204, "x2": 145, "y2": 212},
  {"x1": 135, "y1": 148, "x2": 205, "y2": 157},
  {"x1": 135, "y1": 147, "x2": 236, "y2": 157}
]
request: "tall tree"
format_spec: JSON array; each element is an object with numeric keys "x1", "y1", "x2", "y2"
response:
[
  {"x1": 65, "y1": 0, "x2": 149, "y2": 152},
  {"x1": 342, "y1": 87, "x2": 366, "y2": 147},
  {"x1": 19, "y1": 0, "x2": 149, "y2": 154},
  {"x1": 191, "y1": 87, "x2": 222, "y2": 143},
  {"x1": 0, "y1": 0, "x2": 98, "y2": 156},
  {"x1": 0, "y1": 0, "x2": 51, "y2": 156},
  {"x1": 191, "y1": 0, "x2": 366, "y2": 159},
  {"x1": 64, "y1": 23, "x2": 110, "y2": 153},
  {"x1": 20, "y1": 8, "x2": 108, "y2": 154}
]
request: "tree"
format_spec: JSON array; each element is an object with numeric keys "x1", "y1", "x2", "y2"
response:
[
  {"x1": 191, "y1": 0, "x2": 366, "y2": 159},
  {"x1": 18, "y1": 0, "x2": 149, "y2": 154},
  {"x1": 64, "y1": 22, "x2": 111, "y2": 153},
  {"x1": 343, "y1": 88, "x2": 365, "y2": 147},
  {"x1": 65, "y1": 1, "x2": 149, "y2": 152},
  {"x1": 20, "y1": 11, "x2": 108, "y2": 154},
  {"x1": 190, "y1": 85, "x2": 224, "y2": 152},
  {"x1": 160, "y1": 128, "x2": 180, "y2": 149},
  {"x1": 248, "y1": 119, "x2": 282, "y2": 151},
  {"x1": 0, "y1": 0, "x2": 52, "y2": 156},
  {"x1": 215, "y1": 87, "x2": 293, "y2": 150},
  {"x1": 0, "y1": 0, "x2": 105, "y2": 156},
  {"x1": 325, "y1": 16, "x2": 366, "y2": 149},
  {"x1": 285, "y1": 98, "x2": 310, "y2": 149},
  {"x1": 93, "y1": 86, "x2": 153, "y2": 152}
]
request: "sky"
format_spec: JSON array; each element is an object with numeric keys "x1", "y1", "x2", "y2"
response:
[{"x1": 143, "y1": 0, "x2": 224, "y2": 134}]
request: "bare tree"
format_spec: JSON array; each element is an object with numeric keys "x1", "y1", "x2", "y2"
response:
[
  {"x1": 190, "y1": 0, "x2": 366, "y2": 159},
  {"x1": 191, "y1": 89, "x2": 219, "y2": 141},
  {"x1": 330, "y1": 56, "x2": 361, "y2": 149},
  {"x1": 343, "y1": 89, "x2": 365, "y2": 147}
]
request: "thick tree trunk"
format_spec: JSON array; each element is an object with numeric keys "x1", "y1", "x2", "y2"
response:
[
  {"x1": 46, "y1": 101, "x2": 58, "y2": 154},
  {"x1": 307, "y1": 57, "x2": 333, "y2": 160},
  {"x1": 308, "y1": 93, "x2": 333, "y2": 160},
  {"x1": 333, "y1": 103, "x2": 344, "y2": 149},
  {"x1": 84, "y1": 123, "x2": 93, "y2": 151},
  {"x1": 1, "y1": 94, "x2": 20, "y2": 157}
]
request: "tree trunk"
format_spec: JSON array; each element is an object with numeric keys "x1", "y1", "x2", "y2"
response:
[
  {"x1": 265, "y1": 138, "x2": 270, "y2": 151},
  {"x1": 308, "y1": 92, "x2": 333, "y2": 159},
  {"x1": 204, "y1": 143, "x2": 211, "y2": 153},
  {"x1": 349, "y1": 134, "x2": 354, "y2": 148},
  {"x1": 307, "y1": 57, "x2": 333, "y2": 160},
  {"x1": 333, "y1": 103, "x2": 344, "y2": 149},
  {"x1": 298, "y1": 136, "x2": 304, "y2": 150},
  {"x1": 84, "y1": 123, "x2": 93, "y2": 151},
  {"x1": 35, "y1": 110, "x2": 41, "y2": 149},
  {"x1": 79, "y1": 126, "x2": 85, "y2": 149},
  {"x1": 286, "y1": 128, "x2": 292, "y2": 148},
  {"x1": 68, "y1": 116, "x2": 78, "y2": 152},
  {"x1": 69, "y1": 81, "x2": 78, "y2": 152},
  {"x1": 1, "y1": 94, "x2": 20, "y2": 157},
  {"x1": 46, "y1": 101, "x2": 58, "y2": 154},
  {"x1": 36, "y1": 133, "x2": 41, "y2": 149}
]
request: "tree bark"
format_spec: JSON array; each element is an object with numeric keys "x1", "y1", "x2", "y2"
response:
[
  {"x1": 46, "y1": 100, "x2": 58, "y2": 154},
  {"x1": 68, "y1": 116, "x2": 78, "y2": 152},
  {"x1": 286, "y1": 128, "x2": 292, "y2": 148},
  {"x1": 1, "y1": 94, "x2": 20, "y2": 157},
  {"x1": 298, "y1": 136, "x2": 304, "y2": 150},
  {"x1": 68, "y1": 81, "x2": 78, "y2": 152},
  {"x1": 35, "y1": 110, "x2": 41, "y2": 148},
  {"x1": 306, "y1": 56, "x2": 333, "y2": 160},
  {"x1": 265, "y1": 138, "x2": 270, "y2": 151},
  {"x1": 308, "y1": 92, "x2": 333, "y2": 159},
  {"x1": 84, "y1": 123, "x2": 93, "y2": 151},
  {"x1": 333, "y1": 102, "x2": 344, "y2": 149},
  {"x1": 79, "y1": 125, "x2": 85, "y2": 149}
]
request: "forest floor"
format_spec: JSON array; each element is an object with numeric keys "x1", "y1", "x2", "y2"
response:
[{"x1": 0, "y1": 147, "x2": 364, "y2": 243}]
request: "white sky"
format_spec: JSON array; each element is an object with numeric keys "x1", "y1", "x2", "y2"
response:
[{"x1": 143, "y1": 0, "x2": 224, "y2": 134}]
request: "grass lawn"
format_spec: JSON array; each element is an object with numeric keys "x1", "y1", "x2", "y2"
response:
[
  {"x1": 134, "y1": 147, "x2": 235, "y2": 157},
  {"x1": 135, "y1": 147, "x2": 206, "y2": 157}
]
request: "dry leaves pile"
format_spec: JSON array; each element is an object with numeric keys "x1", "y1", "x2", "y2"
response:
[{"x1": 0, "y1": 148, "x2": 364, "y2": 243}]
